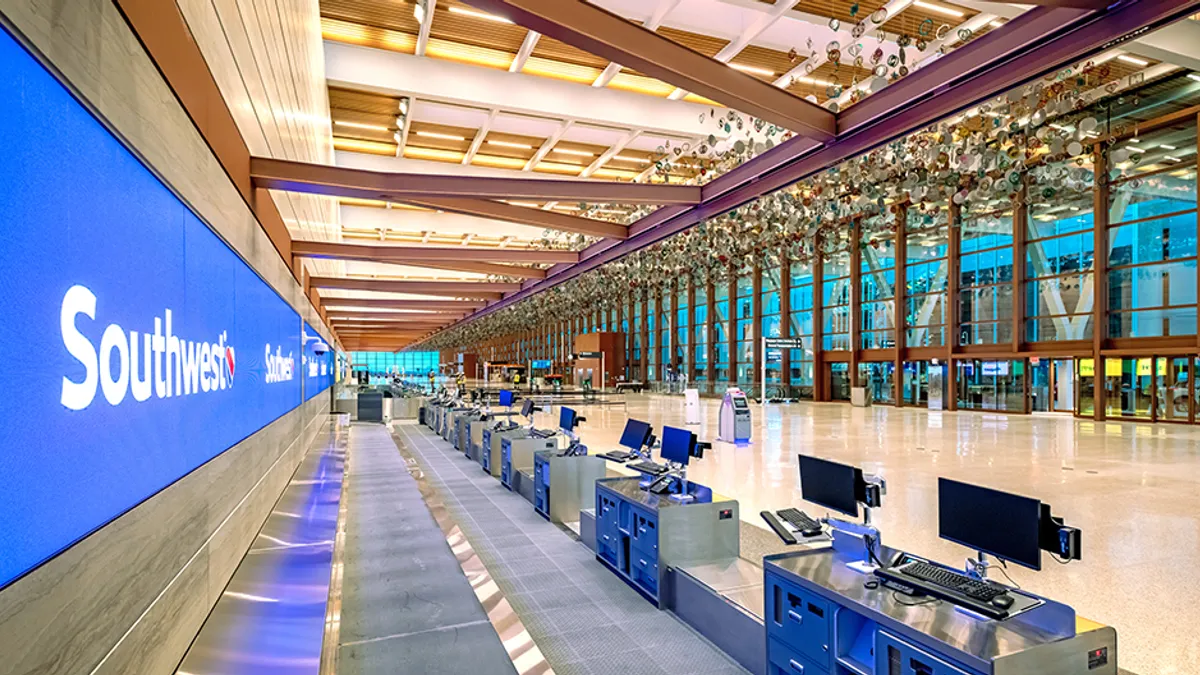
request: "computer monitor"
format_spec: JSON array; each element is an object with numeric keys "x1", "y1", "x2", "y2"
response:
[
  {"x1": 521, "y1": 399, "x2": 534, "y2": 418},
  {"x1": 619, "y1": 419, "x2": 651, "y2": 450},
  {"x1": 798, "y1": 455, "x2": 862, "y2": 518},
  {"x1": 938, "y1": 478, "x2": 1043, "y2": 571},
  {"x1": 498, "y1": 389, "x2": 514, "y2": 407},
  {"x1": 559, "y1": 406, "x2": 577, "y2": 432},
  {"x1": 660, "y1": 426, "x2": 694, "y2": 465}
]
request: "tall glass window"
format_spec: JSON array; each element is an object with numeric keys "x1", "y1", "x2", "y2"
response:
[
  {"x1": 789, "y1": 260, "x2": 816, "y2": 398},
  {"x1": 632, "y1": 300, "x2": 643, "y2": 381},
  {"x1": 735, "y1": 271, "x2": 755, "y2": 383},
  {"x1": 822, "y1": 228, "x2": 852, "y2": 350},
  {"x1": 1025, "y1": 153, "x2": 1096, "y2": 341},
  {"x1": 958, "y1": 198, "x2": 1014, "y2": 345},
  {"x1": 1106, "y1": 124, "x2": 1198, "y2": 338},
  {"x1": 904, "y1": 208, "x2": 949, "y2": 347},
  {"x1": 860, "y1": 215, "x2": 896, "y2": 349},
  {"x1": 350, "y1": 351, "x2": 439, "y2": 383},
  {"x1": 647, "y1": 294, "x2": 658, "y2": 381},
  {"x1": 693, "y1": 285, "x2": 708, "y2": 381},
  {"x1": 762, "y1": 264, "x2": 783, "y2": 387},
  {"x1": 660, "y1": 289, "x2": 672, "y2": 376},
  {"x1": 715, "y1": 280, "x2": 730, "y2": 382},
  {"x1": 675, "y1": 286, "x2": 689, "y2": 373}
]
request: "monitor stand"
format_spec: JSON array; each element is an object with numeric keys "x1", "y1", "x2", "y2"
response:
[
  {"x1": 668, "y1": 468, "x2": 694, "y2": 503},
  {"x1": 827, "y1": 507, "x2": 881, "y2": 574}
]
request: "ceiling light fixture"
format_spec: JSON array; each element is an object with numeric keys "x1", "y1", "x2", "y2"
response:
[
  {"x1": 1160, "y1": 144, "x2": 1177, "y2": 150},
  {"x1": 487, "y1": 140, "x2": 533, "y2": 149},
  {"x1": 989, "y1": 20, "x2": 1004, "y2": 28},
  {"x1": 448, "y1": 6, "x2": 512, "y2": 23},
  {"x1": 398, "y1": 97, "x2": 410, "y2": 116},
  {"x1": 613, "y1": 155, "x2": 651, "y2": 164},
  {"x1": 1116, "y1": 54, "x2": 1149, "y2": 66},
  {"x1": 913, "y1": 1, "x2": 964, "y2": 18},
  {"x1": 552, "y1": 148, "x2": 595, "y2": 157},
  {"x1": 1188, "y1": 73, "x2": 1200, "y2": 83},
  {"x1": 730, "y1": 63, "x2": 776, "y2": 77},
  {"x1": 1164, "y1": 155, "x2": 1183, "y2": 163},
  {"x1": 794, "y1": 75, "x2": 833, "y2": 87},
  {"x1": 335, "y1": 120, "x2": 390, "y2": 132},
  {"x1": 507, "y1": 201, "x2": 540, "y2": 208},
  {"x1": 415, "y1": 131, "x2": 466, "y2": 141}
]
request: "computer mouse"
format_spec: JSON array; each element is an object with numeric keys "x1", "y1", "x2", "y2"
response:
[{"x1": 991, "y1": 595, "x2": 1014, "y2": 609}]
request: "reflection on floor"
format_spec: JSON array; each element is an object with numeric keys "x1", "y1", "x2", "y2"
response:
[{"x1": 524, "y1": 394, "x2": 1196, "y2": 675}]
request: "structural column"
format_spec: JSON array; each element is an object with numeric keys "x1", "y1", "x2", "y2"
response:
[
  {"x1": 894, "y1": 205, "x2": 907, "y2": 406},
  {"x1": 1092, "y1": 143, "x2": 1109, "y2": 420},
  {"x1": 946, "y1": 200, "x2": 961, "y2": 411},
  {"x1": 752, "y1": 264, "x2": 763, "y2": 395}
]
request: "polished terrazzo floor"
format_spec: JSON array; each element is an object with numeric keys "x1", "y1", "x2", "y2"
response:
[{"x1": 524, "y1": 393, "x2": 1199, "y2": 675}]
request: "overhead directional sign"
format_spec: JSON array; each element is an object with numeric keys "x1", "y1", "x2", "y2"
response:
[{"x1": 764, "y1": 338, "x2": 806, "y2": 350}]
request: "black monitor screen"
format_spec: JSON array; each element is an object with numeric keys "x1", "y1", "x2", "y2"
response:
[
  {"x1": 660, "y1": 426, "x2": 693, "y2": 465},
  {"x1": 521, "y1": 399, "x2": 534, "y2": 417},
  {"x1": 798, "y1": 455, "x2": 861, "y2": 518},
  {"x1": 732, "y1": 397, "x2": 748, "y2": 410},
  {"x1": 619, "y1": 419, "x2": 651, "y2": 450},
  {"x1": 498, "y1": 389, "x2": 514, "y2": 407},
  {"x1": 559, "y1": 406, "x2": 577, "y2": 431},
  {"x1": 938, "y1": 478, "x2": 1043, "y2": 570}
]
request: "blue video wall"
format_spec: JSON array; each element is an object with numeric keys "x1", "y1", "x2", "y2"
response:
[
  {"x1": 303, "y1": 321, "x2": 334, "y2": 401},
  {"x1": 0, "y1": 26, "x2": 326, "y2": 588}
]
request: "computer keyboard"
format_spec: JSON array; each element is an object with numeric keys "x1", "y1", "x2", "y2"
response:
[
  {"x1": 531, "y1": 428, "x2": 557, "y2": 438},
  {"x1": 900, "y1": 561, "x2": 1007, "y2": 602},
  {"x1": 777, "y1": 508, "x2": 822, "y2": 535},
  {"x1": 599, "y1": 451, "x2": 635, "y2": 462},
  {"x1": 759, "y1": 511, "x2": 797, "y2": 545},
  {"x1": 629, "y1": 461, "x2": 667, "y2": 475}
]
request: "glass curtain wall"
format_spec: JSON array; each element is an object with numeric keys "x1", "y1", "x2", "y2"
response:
[
  {"x1": 350, "y1": 351, "x2": 439, "y2": 383},
  {"x1": 1106, "y1": 123, "x2": 1198, "y2": 338},
  {"x1": 904, "y1": 209, "x2": 949, "y2": 347},
  {"x1": 632, "y1": 299, "x2": 643, "y2": 381},
  {"x1": 956, "y1": 359, "x2": 1025, "y2": 411},
  {"x1": 735, "y1": 270, "x2": 755, "y2": 383},
  {"x1": 660, "y1": 288, "x2": 672, "y2": 380},
  {"x1": 958, "y1": 198, "x2": 1015, "y2": 346},
  {"x1": 762, "y1": 264, "x2": 783, "y2": 390},
  {"x1": 676, "y1": 285, "x2": 689, "y2": 381},
  {"x1": 789, "y1": 260, "x2": 816, "y2": 399},
  {"x1": 1025, "y1": 152, "x2": 1096, "y2": 342},
  {"x1": 694, "y1": 284, "x2": 708, "y2": 383},
  {"x1": 860, "y1": 215, "x2": 897, "y2": 349},
  {"x1": 647, "y1": 294, "x2": 657, "y2": 381},
  {"x1": 715, "y1": 281, "x2": 731, "y2": 382},
  {"x1": 822, "y1": 228, "x2": 853, "y2": 351}
]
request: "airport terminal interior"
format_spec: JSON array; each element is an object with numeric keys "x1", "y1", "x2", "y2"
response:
[{"x1": 6, "y1": 0, "x2": 1200, "y2": 674}]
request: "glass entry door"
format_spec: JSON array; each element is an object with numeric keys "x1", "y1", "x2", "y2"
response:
[
  {"x1": 1030, "y1": 358, "x2": 1074, "y2": 412},
  {"x1": 1158, "y1": 357, "x2": 1190, "y2": 423},
  {"x1": 828, "y1": 362, "x2": 851, "y2": 402},
  {"x1": 902, "y1": 361, "x2": 929, "y2": 407}
]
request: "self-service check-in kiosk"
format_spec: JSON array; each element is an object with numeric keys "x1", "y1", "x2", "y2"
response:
[
  {"x1": 532, "y1": 407, "x2": 606, "y2": 526},
  {"x1": 718, "y1": 388, "x2": 752, "y2": 443}
]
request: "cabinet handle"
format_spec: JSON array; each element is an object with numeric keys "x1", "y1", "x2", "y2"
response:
[
  {"x1": 788, "y1": 660, "x2": 805, "y2": 673},
  {"x1": 639, "y1": 558, "x2": 647, "y2": 567},
  {"x1": 788, "y1": 610, "x2": 803, "y2": 624}
]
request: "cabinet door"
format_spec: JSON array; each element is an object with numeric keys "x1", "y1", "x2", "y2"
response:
[
  {"x1": 876, "y1": 631, "x2": 975, "y2": 675},
  {"x1": 765, "y1": 574, "x2": 832, "y2": 670},
  {"x1": 767, "y1": 637, "x2": 828, "y2": 675},
  {"x1": 631, "y1": 508, "x2": 658, "y2": 554}
]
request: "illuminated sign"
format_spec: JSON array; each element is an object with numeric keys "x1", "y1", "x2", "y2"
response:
[{"x1": 0, "y1": 26, "x2": 305, "y2": 588}]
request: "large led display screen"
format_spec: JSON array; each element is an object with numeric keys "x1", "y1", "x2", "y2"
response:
[
  {"x1": 0, "y1": 27, "x2": 306, "y2": 588},
  {"x1": 303, "y1": 321, "x2": 334, "y2": 401}
]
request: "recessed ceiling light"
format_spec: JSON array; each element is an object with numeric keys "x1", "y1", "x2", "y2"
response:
[
  {"x1": 1160, "y1": 144, "x2": 1177, "y2": 150},
  {"x1": 1116, "y1": 54, "x2": 1149, "y2": 66},
  {"x1": 335, "y1": 120, "x2": 390, "y2": 132},
  {"x1": 1188, "y1": 73, "x2": 1200, "y2": 83},
  {"x1": 552, "y1": 148, "x2": 594, "y2": 157},
  {"x1": 613, "y1": 155, "x2": 651, "y2": 164},
  {"x1": 448, "y1": 6, "x2": 512, "y2": 23},
  {"x1": 1126, "y1": 146, "x2": 1146, "y2": 153},
  {"x1": 989, "y1": 20, "x2": 1004, "y2": 28},
  {"x1": 730, "y1": 63, "x2": 776, "y2": 77},
  {"x1": 487, "y1": 140, "x2": 533, "y2": 149},
  {"x1": 794, "y1": 76, "x2": 833, "y2": 87},
  {"x1": 507, "y1": 201, "x2": 539, "y2": 208},
  {"x1": 412, "y1": 0, "x2": 426, "y2": 24},
  {"x1": 415, "y1": 131, "x2": 466, "y2": 141},
  {"x1": 914, "y1": 1, "x2": 964, "y2": 18}
]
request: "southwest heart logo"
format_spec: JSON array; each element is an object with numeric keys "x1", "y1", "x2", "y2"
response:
[{"x1": 225, "y1": 346, "x2": 236, "y2": 382}]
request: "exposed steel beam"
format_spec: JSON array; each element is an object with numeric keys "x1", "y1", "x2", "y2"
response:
[
  {"x1": 971, "y1": 0, "x2": 1108, "y2": 7},
  {"x1": 250, "y1": 157, "x2": 701, "y2": 204},
  {"x1": 399, "y1": 196, "x2": 628, "y2": 239},
  {"x1": 330, "y1": 315, "x2": 454, "y2": 325},
  {"x1": 292, "y1": 242, "x2": 547, "y2": 279},
  {"x1": 309, "y1": 276, "x2": 518, "y2": 298},
  {"x1": 294, "y1": 240, "x2": 579, "y2": 264},
  {"x1": 458, "y1": 0, "x2": 836, "y2": 141}
]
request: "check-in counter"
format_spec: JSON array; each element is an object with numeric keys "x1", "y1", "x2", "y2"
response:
[
  {"x1": 500, "y1": 435, "x2": 557, "y2": 492},
  {"x1": 763, "y1": 546, "x2": 1117, "y2": 675},
  {"x1": 481, "y1": 425, "x2": 528, "y2": 477},
  {"x1": 594, "y1": 476, "x2": 739, "y2": 608},
  {"x1": 532, "y1": 451, "x2": 607, "y2": 525}
]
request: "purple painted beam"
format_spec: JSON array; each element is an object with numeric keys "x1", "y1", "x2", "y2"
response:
[{"x1": 412, "y1": 0, "x2": 1200, "y2": 345}]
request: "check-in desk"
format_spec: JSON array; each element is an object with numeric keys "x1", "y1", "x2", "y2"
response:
[
  {"x1": 442, "y1": 407, "x2": 472, "y2": 441},
  {"x1": 500, "y1": 434, "x2": 557, "y2": 497},
  {"x1": 481, "y1": 425, "x2": 527, "y2": 477},
  {"x1": 594, "y1": 476, "x2": 739, "y2": 608},
  {"x1": 532, "y1": 451, "x2": 607, "y2": 525},
  {"x1": 454, "y1": 410, "x2": 482, "y2": 453},
  {"x1": 763, "y1": 547, "x2": 1117, "y2": 675}
]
